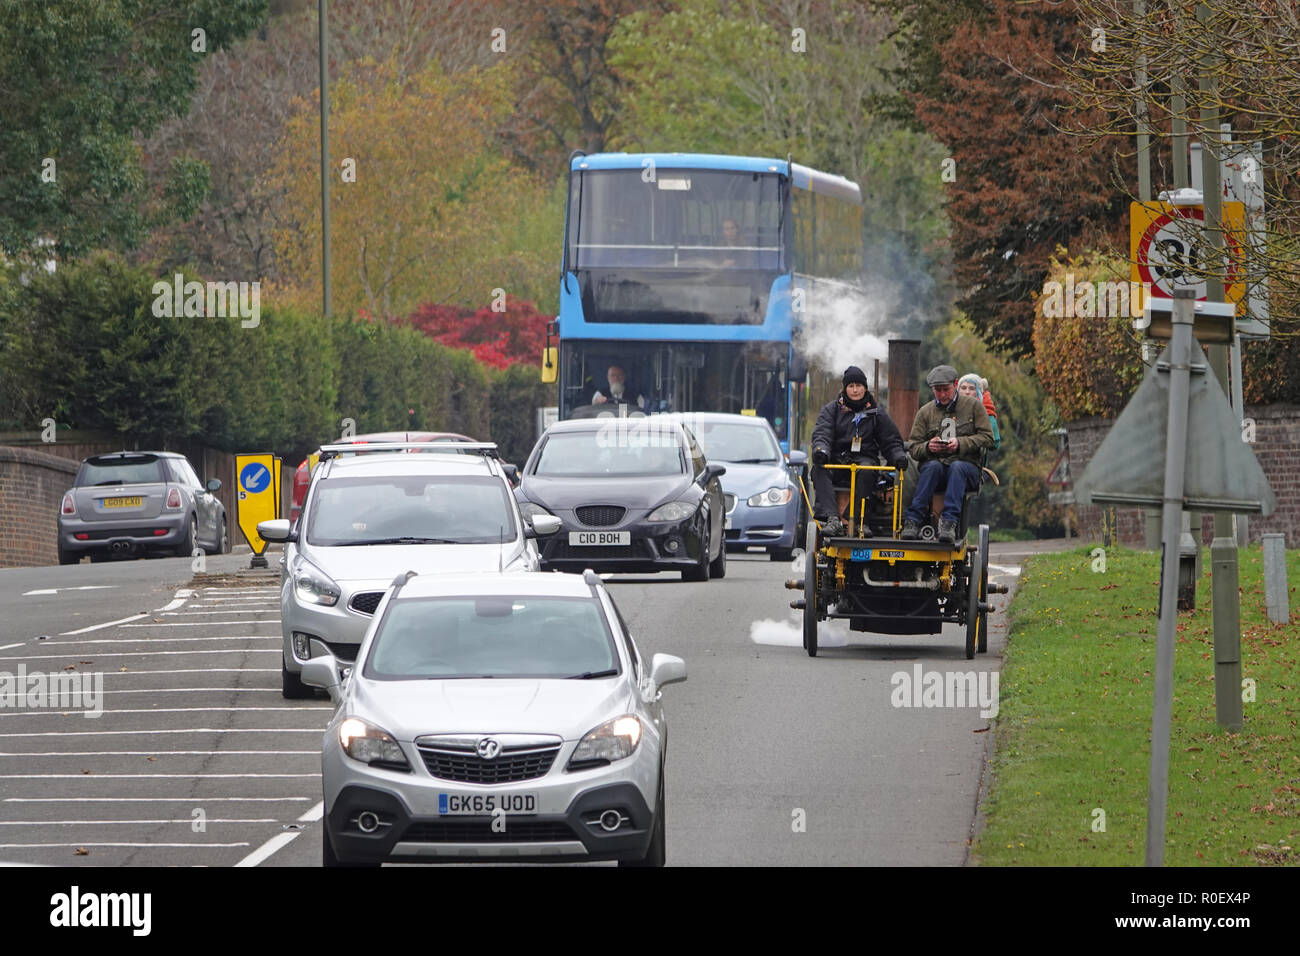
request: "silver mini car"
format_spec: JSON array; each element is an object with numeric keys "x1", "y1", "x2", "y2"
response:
[
  {"x1": 303, "y1": 569, "x2": 686, "y2": 867},
  {"x1": 57, "y1": 451, "x2": 228, "y2": 563}
]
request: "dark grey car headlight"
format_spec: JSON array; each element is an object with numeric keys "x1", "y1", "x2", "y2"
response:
[{"x1": 646, "y1": 501, "x2": 695, "y2": 522}]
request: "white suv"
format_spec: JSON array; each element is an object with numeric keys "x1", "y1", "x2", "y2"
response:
[{"x1": 259, "y1": 444, "x2": 559, "y2": 699}]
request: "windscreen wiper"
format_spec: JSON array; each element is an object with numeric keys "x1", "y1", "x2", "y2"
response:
[
  {"x1": 727, "y1": 458, "x2": 778, "y2": 464},
  {"x1": 334, "y1": 536, "x2": 461, "y2": 546},
  {"x1": 564, "y1": 669, "x2": 619, "y2": 680}
]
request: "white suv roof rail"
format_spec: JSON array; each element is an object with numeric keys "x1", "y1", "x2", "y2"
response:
[{"x1": 319, "y1": 441, "x2": 499, "y2": 459}]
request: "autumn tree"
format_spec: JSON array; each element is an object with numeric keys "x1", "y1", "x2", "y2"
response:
[
  {"x1": 402, "y1": 297, "x2": 551, "y2": 370},
  {"x1": 902, "y1": 0, "x2": 1132, "y2": 359},
  {"x1": 1057, "y1": 0, "x2": 1300, "y2": 343},
  {"x1": 271, "y1": 58, "x2": 558, "y2": 318},
  {"x1": 609, "y1": 0, "x2": 952, "y2": 325},
  {"x1": 0, "y1": 0, "x2": 266, "y2": 260}
]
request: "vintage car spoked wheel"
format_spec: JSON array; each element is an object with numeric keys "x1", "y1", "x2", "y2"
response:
[
  {"x1": 803, "y1": 521, "x2": 819, "y2": 657},
  {"x1": 975, "y1": 524, "x2": 990, "y2": 654},
  {"x1": 965, "y1": 525, "x2": 988, "y2": 660}
]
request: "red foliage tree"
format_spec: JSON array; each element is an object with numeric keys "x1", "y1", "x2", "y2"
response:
[
  {"x1": 907, "y1": 0, "x2": 1133, "y2": 359},
  {"x1": 401, "y1": 297, "x2": 552, "y2": 370}
]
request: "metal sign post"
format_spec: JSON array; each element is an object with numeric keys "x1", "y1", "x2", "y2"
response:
[{"x1": 1146, "y1": 290, "x2": 1195, "y2": 867}]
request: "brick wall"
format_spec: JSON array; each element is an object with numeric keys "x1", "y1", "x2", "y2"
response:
[
  {"x1": 1068, "y1": 403, "x2": 1300, "y2": 547},
  {"x1": 0, "y1": 445, "x2": 78, "y2": 568}
]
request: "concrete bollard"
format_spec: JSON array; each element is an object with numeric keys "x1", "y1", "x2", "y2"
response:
[{"x1": 1262, "y1": 533, "x2": 1289, "y2": 624}]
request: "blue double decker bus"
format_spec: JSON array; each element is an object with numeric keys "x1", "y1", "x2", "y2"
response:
[{"x1": 542, "y1": 152, "x2": 863, "y2": 451}]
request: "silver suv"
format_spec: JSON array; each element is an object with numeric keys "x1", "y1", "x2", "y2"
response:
[{"x1": 259, "y1": 444, "x2": 559, "y2": 699}]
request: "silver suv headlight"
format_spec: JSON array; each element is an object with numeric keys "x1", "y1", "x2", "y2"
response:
[
  {"x1": 747, "y1": 486, "x2": 793, "y2": 507},
  {"x1": 647, "y1": 500, "x2": 694, "y2": 522},
  {"x1": 292, "y1": 555, "x2": 341, "y2": 607},
  {"x1": 567, "y1": 715, "x2": 642, "y2": 769},
  {"x1": 338, "y1": 717, "x2": 409, "y2": 770}
]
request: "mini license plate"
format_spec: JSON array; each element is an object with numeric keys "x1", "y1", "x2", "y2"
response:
[
  {"x1": 438, "y1": 793, "x2": 538, "y2": 816},
  {"x1": 569, "y1": 531, "x2": 629, "y2": 546},
  {"x1": 103, "y1": 496, "x2": 143, "y2": 508}
]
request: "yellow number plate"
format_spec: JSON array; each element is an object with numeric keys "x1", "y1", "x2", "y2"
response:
[{"x1": 103, "y1": 496, "x2": 143, "y2": 508}]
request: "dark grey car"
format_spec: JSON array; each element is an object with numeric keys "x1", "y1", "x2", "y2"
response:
[{"x1": 56, "y1": 452, "x2": 229, "y2": 564}]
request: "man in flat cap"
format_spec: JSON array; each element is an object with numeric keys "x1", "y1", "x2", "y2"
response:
[
  {"x1": 810, "y1": 366, "x2": 909, "y2": 538},
  {"x1": 901, "y1": 364, "x2": 994, "y2": 543}
]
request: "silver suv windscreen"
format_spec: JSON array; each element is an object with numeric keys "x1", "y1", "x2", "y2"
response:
[
  {"x1": 305, "y1": 475, "x2": 516, "y2": 546},
  {"x1": 688, "y1": 421, "x2": 782, "y2": 464},
  {"x1": 78, "y1": 456, "x2": 165, "y2": 486},
  {"x1": 533, "y1": 429, "x2": 686, "y2": 477},
  {"x1": 364, "y1": 596, "x2": 619, "y2": 680}
]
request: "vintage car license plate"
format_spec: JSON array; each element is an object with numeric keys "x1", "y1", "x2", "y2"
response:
[
  {"x1": 103, "y1": 496, "x2": 143, "y2": 508},
  {"x1": 851, "y1": 548, "x2": 872, "y2": 561},
  {"x1": 569, "y1": 531, "x2": 629, "y2": 546},
  {"x1": 438, "y1": 793, "x2": 537, "y2": 816}
]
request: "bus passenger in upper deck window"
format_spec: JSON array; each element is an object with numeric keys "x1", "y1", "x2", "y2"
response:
[{"x1": 718, "y1": 217, "x2": 743, "y2": 267}]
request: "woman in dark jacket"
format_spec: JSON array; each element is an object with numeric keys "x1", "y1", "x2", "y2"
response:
[{"x1": 810, "y1": 366, "x2": 909, "y2": 537}]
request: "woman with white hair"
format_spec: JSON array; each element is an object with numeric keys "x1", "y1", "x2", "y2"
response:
[{"x1": 958, "y1": 373, "x2": 1001, "y2": 449}]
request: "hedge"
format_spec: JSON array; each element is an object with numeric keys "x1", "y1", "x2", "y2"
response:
[{"x1": 0, "y1": 254, "x2": 545, "y2": 463}]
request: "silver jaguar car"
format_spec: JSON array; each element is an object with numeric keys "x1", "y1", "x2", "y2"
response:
[{"x1": 302, "y1": 569, "x2": 686, "y2": 867}]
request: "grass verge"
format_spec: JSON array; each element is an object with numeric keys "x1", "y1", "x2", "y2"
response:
[{"x1": 975, "y1": 542, "x2": 1298, "y2": 865}]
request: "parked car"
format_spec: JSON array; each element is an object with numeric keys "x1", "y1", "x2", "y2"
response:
[
  {"x1": 288, "y1": 432, "x2": 518, "y2": 526},
  {"x1": 57, "y1": 451, "x2": 229, "y2": 564},
  {"x1": 669, "y1": 412, "x2": 807, "y2": 561},
  {"x1": 515, "y1": 417, "x2": 727, "y2": 580},
  {"x1": 302, "y1": 568, "x2": 686, "y2": 867},
  {"x1": 260, "y1": 444, "x2": 558, "y2": 699}
]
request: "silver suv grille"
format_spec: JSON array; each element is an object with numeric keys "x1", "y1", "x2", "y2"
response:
[{"x1": 414, "y1": 734, "x2": 562, "y2": 784}]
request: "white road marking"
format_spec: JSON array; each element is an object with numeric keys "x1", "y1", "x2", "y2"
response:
[
  {"x1": 0, "y1": 773, "x2": 318, "y2": 779},
  {"x1": 121, "y1": 621, "x2": 277, "y2": 628},
  {"x1": 235, "y1": 832, "x2": 299, "y2": 867},
  {"x1": 0, "y1": 706, "x2": 327, "y2": 718},
  {"x1": 23, "y1": 586, "x2": 117, "y2": 596},
  {"x1": 234, "y1": 799, "x2": 326, "y2": 867},
  {"x1": 0, "y1": 750, "x2": 316, "y2": 757},
  {"x1": 0, "y1": 643, "x2": 24, "y2": 651},
  {"x1": 988, "y1": 564, "x2": 1023, "y2": 575},
  {"x1": 162, "y1": 613, "x2": 276, "y2": 621},
  {"x1": 200, "y1": 588, "x2": 279, "y2": 594},
  {"x1": 6, "y1": 797, "x2": 312, "y2": 803},
  {"x1": 3, "y1": 728, "x2": 324, "y2": 738},
  {"x1": 96, "y1": 687, "x2": 286, "y2": 694},
  {"x1": 0, "y1": 842, "x2": 250, "y2": 849},
  {"x1": 59, "y1": 614, "x2": 148, "y2": 635},
  {"x1": 36, "y1": 636, "x2": 278, "y2": 646},
  {"x1": 0, "y1": 819, "x2": 279, "y2": 825},
  {"x1": 96, "y1": 668, "x2": 278, "y2": 675},
  {"x1": 153, "y1": 588, "x2": 195, "y2": 612},
  {"x1": 0, "y1": 649, "x2": 279, "y2": 660}
]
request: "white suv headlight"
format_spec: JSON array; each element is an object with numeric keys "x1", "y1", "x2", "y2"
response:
[
  {"x1": 292, "y1": 556, "x2": 340, "y2": 607},
  {"x1": 647, "y1": 500, "x2": 695, "y2": 522},
  {"x1": 338, "y1": 717, "x2": 409, "y2": 769},
  {"x1": 567, "y1": 715, "x2": 642, "y2": 769},
  {"x1": 747, "y1": 486, "x2": 793, "y2": 507}
]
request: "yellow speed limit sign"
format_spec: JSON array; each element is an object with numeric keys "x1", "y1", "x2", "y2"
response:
[{"x1": 235, "y1": 453, "x2": 278, "y2": 554}]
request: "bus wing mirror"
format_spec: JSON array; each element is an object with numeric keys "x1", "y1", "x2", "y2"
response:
[{"x1": 541, "y1": 347, "x2": 558, "y2": 384}]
